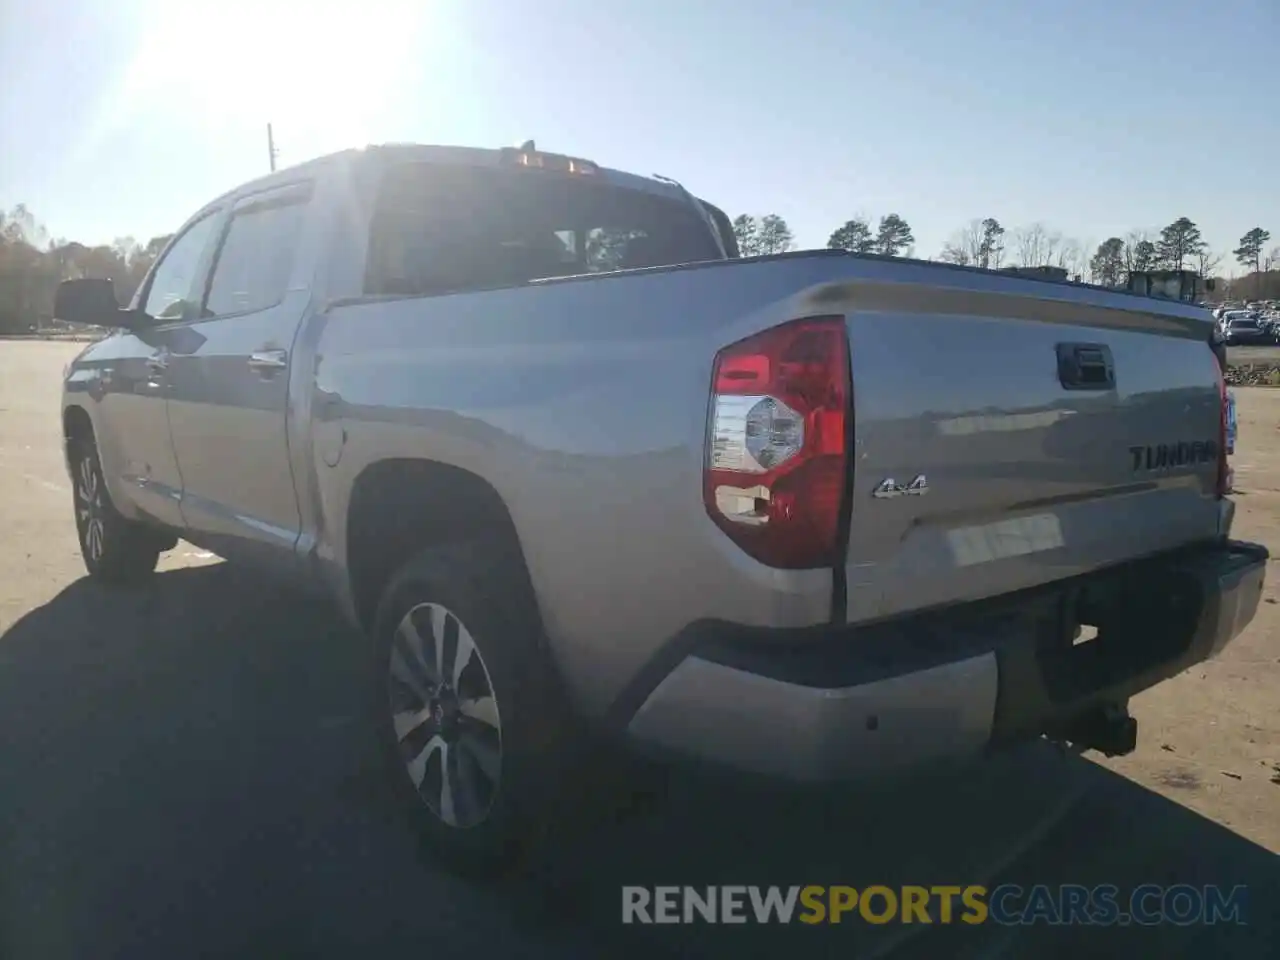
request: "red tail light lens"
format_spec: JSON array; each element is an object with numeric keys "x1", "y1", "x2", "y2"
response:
[{"x1": 703, "y1": 316, "x2": 850, "y2": 568}]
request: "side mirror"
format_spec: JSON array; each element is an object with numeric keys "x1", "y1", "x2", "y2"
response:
[{"x1": 54, "y1": 278, "x2": 146, "y2": 330}]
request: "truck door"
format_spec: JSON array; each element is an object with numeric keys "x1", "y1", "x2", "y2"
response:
[
  {"x1": 98, "y1": 211, "x2": 224, "y2": 529},
  {"x1": 163, "y1": 181, "x2": 316, "y2": 575}
]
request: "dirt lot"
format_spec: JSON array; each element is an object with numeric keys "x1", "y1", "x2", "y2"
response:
[
  {"x1": 1094, "y1": 388, "x2": 1280, "y2": 850},
  {"x1": 1228, "y1": 344, "x2": 1280, "y2": 365},
  {"x1": 0, "y1": 340, "x2": 1276, "y2": 958}
]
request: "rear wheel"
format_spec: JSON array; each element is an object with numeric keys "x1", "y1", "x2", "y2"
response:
[
  {"x1": 371, "y1": 542, "x2": 576, "y2": 875},
  {"x1": 71, "y1": 438, "x2": 165, "y2": 583}
]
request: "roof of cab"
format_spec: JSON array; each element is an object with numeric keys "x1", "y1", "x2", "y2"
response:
[
  {"x1": 217, "y1": 142, "x2": 688, "y2": 204},
  {"x1": 175, "y1": 142, "x2": 699, "y2": 245},
  {"x1": 363, "y1": 142, "x2": 689, "y2": 202}
]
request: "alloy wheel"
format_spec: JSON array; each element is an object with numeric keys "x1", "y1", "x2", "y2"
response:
[
  {"x1": 388, "y1": 602, "x2": 503, "y2": 829},
  {"x1": 76, "y1": 455, "x2": 106, "y2": 563}
]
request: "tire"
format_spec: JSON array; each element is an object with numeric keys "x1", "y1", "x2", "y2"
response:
[
  {"x1": 70, "y1": 437, "x2": 164, "y2": 584},
  {"x1": 370, "y1": 541, "x2": 576, "y2": 875}
]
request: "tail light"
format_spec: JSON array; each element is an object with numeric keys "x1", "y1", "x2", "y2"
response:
[
  {"x1": 1214, "y1": 359, "x2": 1229, "y2": 498},
  {"x1": 703, "y1": 316, "x2": 850, "y2": 568}
]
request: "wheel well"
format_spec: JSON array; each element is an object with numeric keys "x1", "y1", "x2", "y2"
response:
[
  {"x1": 63, "y1": 407, "x2": 94, "y2": 465},
  {"x1": 61, "y1": 404, "x2": 179, "y2": 551},
  {"x1": 345, "y1": 459, "x2": 532, "y2": 630},
  {"x1": 64, "y1": 405, "x2": 93, "y2": 454}
]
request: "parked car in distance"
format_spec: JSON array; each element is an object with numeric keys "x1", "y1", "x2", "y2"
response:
[
  {"x1": 1220, "y1": 310, "x2": 1274, "y2": 345},
  {"x1": 54, "y1": 142, "x2": 1267, "y2": 873}
]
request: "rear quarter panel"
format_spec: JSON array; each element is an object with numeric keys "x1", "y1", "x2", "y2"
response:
[{"x1": 312, "y1": 262, "x2": 847, "y2": 718}]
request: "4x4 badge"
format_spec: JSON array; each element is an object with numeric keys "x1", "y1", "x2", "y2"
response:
[{"x1": 872, "y1": 475, "x2": 928, "y2": 499}]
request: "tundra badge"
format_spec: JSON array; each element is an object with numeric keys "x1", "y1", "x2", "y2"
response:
[
  {"x1": 1129, "y1": 440, "x2": 1218, "y2": 473},
  {"x1": 873, "y1": 475, "x2": 928, "y2": 499}
]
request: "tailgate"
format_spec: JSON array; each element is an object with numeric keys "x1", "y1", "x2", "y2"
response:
[{"x1": 839, "y1": 280, "x2": 1223, "y2": 623}]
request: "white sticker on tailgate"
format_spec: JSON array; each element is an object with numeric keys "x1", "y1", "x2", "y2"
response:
[{"x1": 947, "y1": 513, "x2": 1065, "y2": 567}]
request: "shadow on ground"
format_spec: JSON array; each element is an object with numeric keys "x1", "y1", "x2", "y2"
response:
[{"x1": 0, "y1": 563, "x2": 1275, "y2": 959}]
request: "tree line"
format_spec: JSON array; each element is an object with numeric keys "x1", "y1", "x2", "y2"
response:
[
  {"x1": 732, "y1": 210, "x2": 1279, "y2": 299},
  {"x1": 2, "y1": 201, "x2": 1277, "y2": 335},
  {"x1": 0, "y1": 205, "x2": 173, "y2": 334},
  {"x1": 733, "y1": 212, "x2": 918, "y2": 258}
]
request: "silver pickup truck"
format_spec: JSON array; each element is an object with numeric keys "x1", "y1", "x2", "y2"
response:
[{"x1": 56, "y1": 143, "x2": 1267, "y2": 871}]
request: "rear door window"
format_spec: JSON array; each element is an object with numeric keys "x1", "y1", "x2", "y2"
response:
[{"x1": 365, "y1": 163, "x2": 721, "y2": 297}]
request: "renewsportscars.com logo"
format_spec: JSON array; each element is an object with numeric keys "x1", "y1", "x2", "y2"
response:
[{"x1": 622, "y1": 884, "x2": 1248, "y2": 927}]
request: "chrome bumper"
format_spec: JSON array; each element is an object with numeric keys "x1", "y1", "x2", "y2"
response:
[
  {"x1": 626, "y1": 653, "x2": 996, "y2": 782},
  {"x1": 624, "y1": 540, "x2": 1266, "y2": 782}
]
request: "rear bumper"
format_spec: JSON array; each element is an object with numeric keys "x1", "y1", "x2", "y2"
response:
[{"x1": 620, "y1": 538, "x2": 1267, "y2": 782}]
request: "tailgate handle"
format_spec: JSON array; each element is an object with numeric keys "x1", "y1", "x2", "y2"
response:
[{"x1": 1057, "y1": 343, "x2": 1115, "y2": 390}]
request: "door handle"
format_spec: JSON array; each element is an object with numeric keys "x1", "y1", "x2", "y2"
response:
[{"x1": 248, "y1": 349, "x2": 288, "y2": 373}]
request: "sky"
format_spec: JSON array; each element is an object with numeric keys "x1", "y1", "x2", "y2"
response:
[{"x1": 2, "y1": 0, "x2": 1277, "y2": 269}]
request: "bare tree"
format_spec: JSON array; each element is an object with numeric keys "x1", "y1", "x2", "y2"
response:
[
  {"x1": 1053, "y1": 237, "x2": 1070, "y2": 269},
  {"x1": 1, "y1": 204, "x2": 48, "y2": 249},
  {"x1": 1044, "y1": 230, "x2": 1064, "y2": 269},
  {"x1": 946, "y1": 217, "x2": 1005, "y2": 269},
  {"x1": 1013, "y1": 224, "x2": 1043, "y2": 267},
  {"x1": 959, "y1": 220, "x2": 985, "y2": 264},
  {"x1": 1076, "y1": 236, "x2": 1096, "y2": 281},
  {"x1": 1195, "y1": 246, "x2": 1223, "y2": 279},
  {"x1": 1013, "y1": 223, "x2": 1064, "y2": 267},
  {"x1": 939, "y1": 220, "x2": 983, "y2": 265},
  {"x1": 112, "y1": 236, "x2": 142, "y2": 269},
  {"x1": 1057, "y1": 238, "x2": 1087, "y2": 279}
]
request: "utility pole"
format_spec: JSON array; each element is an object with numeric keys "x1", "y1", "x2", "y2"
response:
[{"x1": 267, "y1": 123, "x2": 278, "y2": 172}]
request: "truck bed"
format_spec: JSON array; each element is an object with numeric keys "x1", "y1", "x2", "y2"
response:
[{"x1": 320, "y1": 248, "x2": 1223, "y2": 715}]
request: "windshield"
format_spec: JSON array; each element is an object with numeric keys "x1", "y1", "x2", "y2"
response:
[{"x1": 365, "y1": 163, "x2": 723, "y2": 297}]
